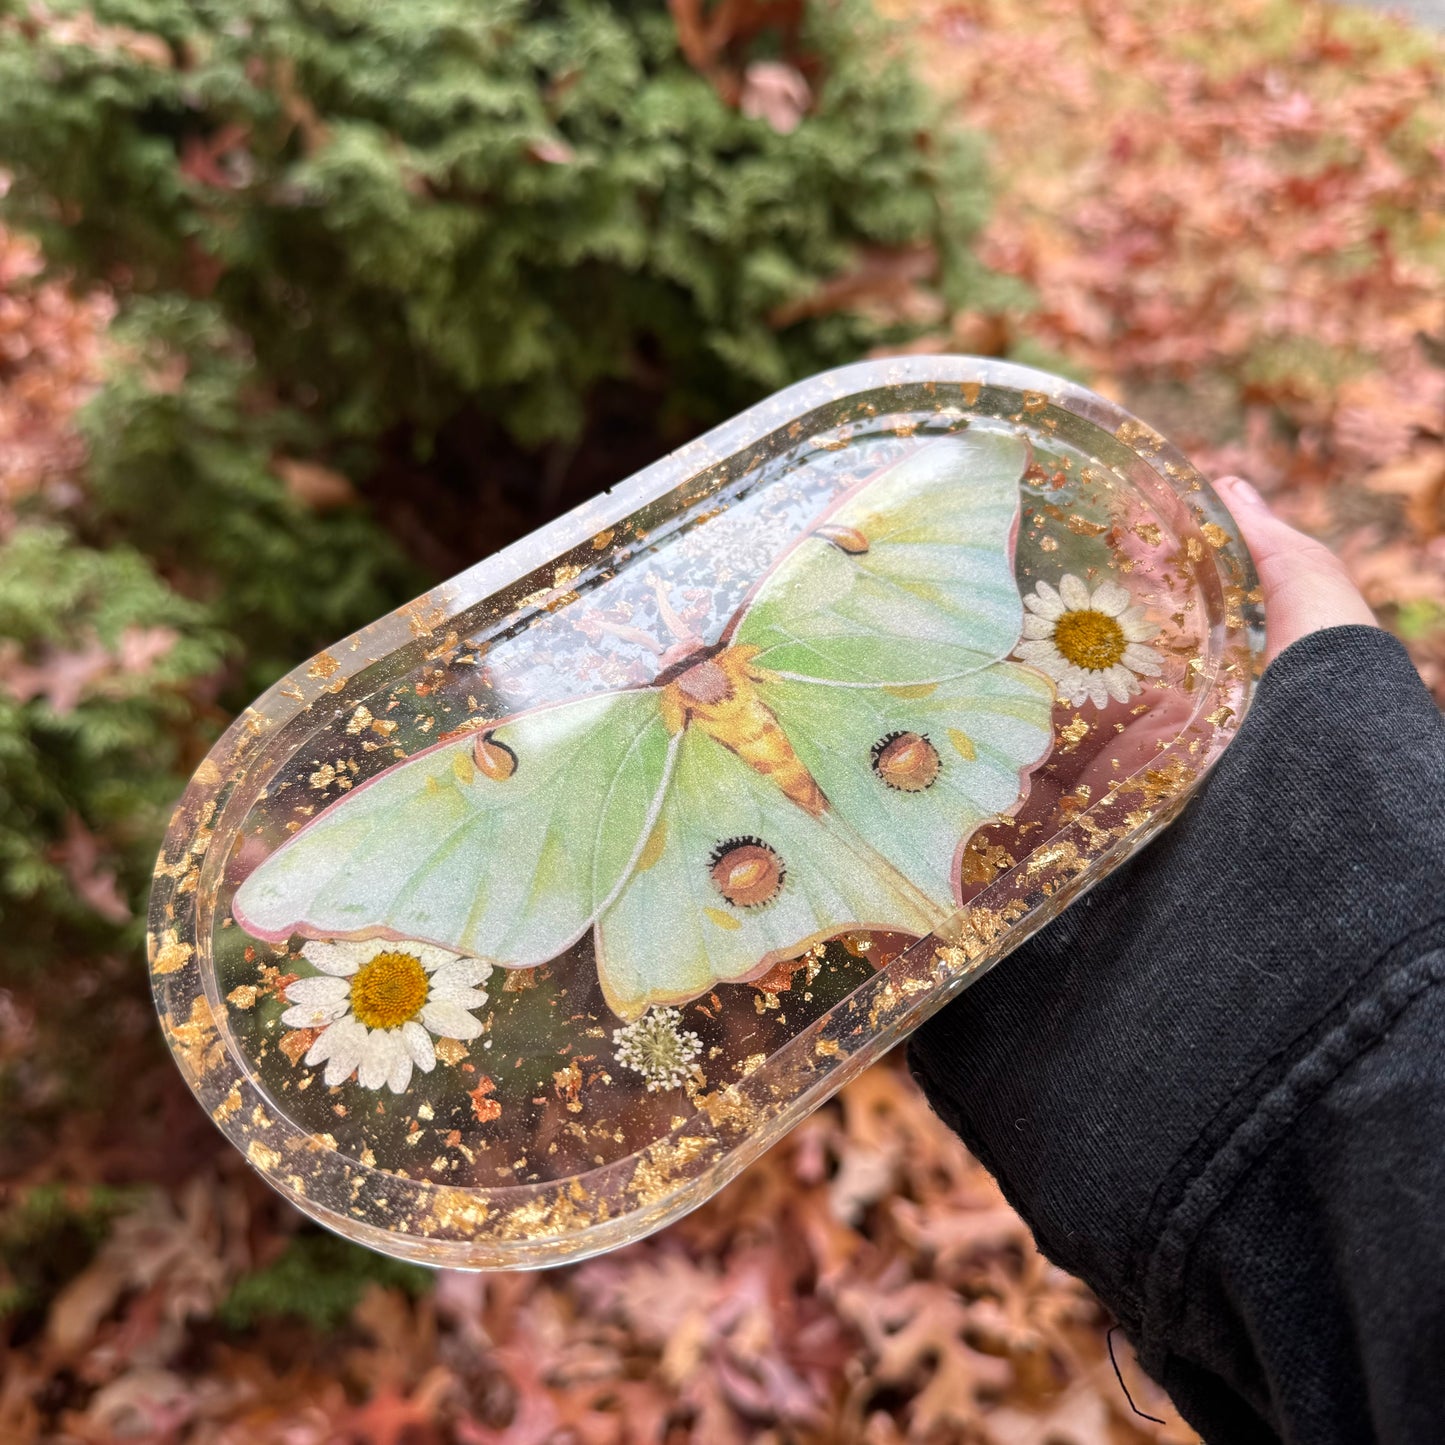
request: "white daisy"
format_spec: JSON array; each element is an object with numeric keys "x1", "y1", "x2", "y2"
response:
[
  {"x1": 281, "y1": 939, "x2": 492, "y2": 1094},
  {"x1": 1017, "y1": 574, "x2": 1163, "y2": 709}
]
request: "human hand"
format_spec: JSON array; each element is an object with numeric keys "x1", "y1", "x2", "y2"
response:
[{"x1": 1213, "y1": 475, "x2": 1377, "y2": 664}]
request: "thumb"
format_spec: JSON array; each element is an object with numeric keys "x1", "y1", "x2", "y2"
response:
[{"x1": 1214, "y1": 476, "x2": 1377, "y2": 665}]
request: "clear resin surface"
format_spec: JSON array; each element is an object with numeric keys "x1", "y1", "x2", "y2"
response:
[{"x1": 149, "y1": 358, "x2": 1264, "y2": 1268}]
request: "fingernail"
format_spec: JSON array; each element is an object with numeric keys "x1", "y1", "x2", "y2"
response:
[{"x1": 1218, "y1": 476, "x2": 1264, "y2": 507}]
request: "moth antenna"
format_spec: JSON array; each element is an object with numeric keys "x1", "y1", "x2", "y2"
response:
[
  {"x1": 648, "y1": 574, "x2": 700, "y2": 648},
  {"x1": 587, "y1": 618, "x2": 666, "y2": 655}
]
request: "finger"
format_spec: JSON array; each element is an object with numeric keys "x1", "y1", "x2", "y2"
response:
[{"x1": 1214, "y1": 476, "x2": 1376, "y2": 664}]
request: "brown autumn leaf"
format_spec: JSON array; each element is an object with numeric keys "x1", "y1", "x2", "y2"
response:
[
  {"x1": 739, "y1": 61, "x2": 811, "y2": 134},
  {"x1": 273, "y1": 454, "x2": 358, "y2": 510},
  {"x1": 51, "y1": 813, "x2": 131, "y2": 924}
]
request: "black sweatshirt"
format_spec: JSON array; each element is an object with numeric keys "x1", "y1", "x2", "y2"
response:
[{"x1": 909, "y1": 625, "x2": 1445, "y2": 1445}]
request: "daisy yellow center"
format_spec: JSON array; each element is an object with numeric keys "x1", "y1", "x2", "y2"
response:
[
  {"x1": 349, "y1": 950, "x2": 429, "y2": 1030},
  {"x1": 1052, "y1": 608, "x2": 1127, "y2": 671}
]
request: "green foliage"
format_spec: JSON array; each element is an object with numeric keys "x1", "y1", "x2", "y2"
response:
[
  {"x1": 0, "y1": 1184, "x2": 138, "y2": 1324},
  {"x1": 0, "y1": 0, "x2": 998, "y2": 449},
  {"x1": 0, "y1": 522, "x2": 225, "y2": 965},
  {"x1": 219, "y1": 1230, "x2": 431, "y2": 1332},
  {"x1": 78, "y1": 297, "x2": 422, "y2": 688}
]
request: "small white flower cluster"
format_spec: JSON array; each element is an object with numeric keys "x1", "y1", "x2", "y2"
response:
[{"x1": 612, "y1": 1006, "x2": 703, "y2": 1092}]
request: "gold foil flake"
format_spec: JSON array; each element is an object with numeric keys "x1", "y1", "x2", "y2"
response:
[
  {"x1": 150, "y1": 929, "x2": 193, "y2": 976},
  {"x1": 1132, "y1": 521, "x2": 1163, "y2": 547},
  {"x1": 627, "y1": 1136, "x2": 717, "y2": 1206},
  {"x1": 697, "y1": 1084, "x2": 761, "y2": 1134},
  {"x1": 309, "y1": 762, "x2": 337, "y2": 789},
  {"x1": 345, "y1": 705, "x2": 374, "y2": 735},
  {"x1": 167, "y1": 998, "x2": 222, "y2": 1081},
  {"x1": 1206, "y1": 705, "x2": 1235, "y2": 727},
  {"x1": 226, "y1": 985, "x2": 259, "y2": 1010},
  {"x1": 495, "y1": 1184, "x2": 595, "y2": 1241},
  {"x1": 960, "y1": 382, "x2": 982, "y2": 406},
  {"x1": 591, "y1": 528, "x2": 616, "y2": 551},
  {"x1": 248, "y1": 1141, "x2": 282, "y2": 1171},
  {"x1": 1039, "y1": 536, "x2": 1059, "y2": 551},
  {"x1": 553, "y1": 1060, "x2": 584, "y2": 1112},
  {"x1": 1022, "y1": 390, "x2": 1049, "y2": 413},
  {"x1": 193, "y1": 757, "x2": 221, "y2": 787},
  {"x1": 468, "y1": 1075, "x2": 501, "y2": 1123},
  {"x1": 406, "y1": 603, "x2": 447, "y2": 639},
  {"x1": 814, "y1": 1037, "x2": 841, "y2": 1059},
  {"x1": 1201, "y1": 523, "x2": 1231, "y2": 549},
  {"x1": 213, "y1": 1082, "x2": 243, "y2": 1122},
  {"x1": 1059, "y1": 716, "x2": 1090, "y2": 751},
  {"x1": 434, "y1": 1038, "x2": 469, "y2": 1066},
  {"x1": 307, "y1": 652, "x2": 341, "y2": 680},
  {"x1": 1186, "y1": 537, "x2": 1205, "y2": 562},
  {"x1": 279, "y1": 683, "x2": 305, "y2": 703},
  {"x1": 554, "y1": 563, "x2": 583, "y2": 587},
  {"x1": 736, "y1": 1053, "x2": 767, "y2": 1078},
  {"x1": 867, "y1": 981, "x2": 906, "y2": 1028},
  {"x1": 936, "y1": 901, "x2": 1028, "y2": 971},
  {"x1": 1067, "y1": 515, "x2": 1109, "y2": 536},
  {"x1": 279, "y1": 1028, "x2": 319, "y2": 1066},
  {"x1": 958, "y1": 838, "x2": 1017, "y2": 887},
  {"x1": 1115, "y1": 419, "x2": 1162, "y2": 453}
]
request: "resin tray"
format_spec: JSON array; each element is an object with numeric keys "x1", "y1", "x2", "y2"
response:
[{"x1": 150, "y1": 357, "x2": 1264, "y2": 1269}]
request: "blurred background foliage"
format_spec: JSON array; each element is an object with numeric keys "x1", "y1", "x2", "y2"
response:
[{"x1": 0, "y1": 0, "x2": 1441, "y2": 1440}]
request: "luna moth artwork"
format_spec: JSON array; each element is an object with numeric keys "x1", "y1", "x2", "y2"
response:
[
  {"x1": 150, "y1": 358, "x2": 1264, "y2": 1268},
  {"x1": 232, "y1": 432, "x2": 1056, "y2": 1023}
]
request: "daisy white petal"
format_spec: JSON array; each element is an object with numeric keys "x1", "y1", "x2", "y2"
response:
[
  {"x1": 285, "y1": 974, "x2": 349, "y2": 1006},
  {"x1": 301, "y1": 940, "x2": 364, "y2": 976},
  {"x1": 1119, "y1": 607, "x2": 1158, "y2": 641},
  {"x1": 1123, "y1": 643, "x2": 1164, "y2": 675},
  {"x1": 413, "y1": 943, "x2": 461, "y2": 973},
  {"x1": 421, "y1": 999, "x2": 484, "y2": 1041},
  {"x1": 310, "y1": 1018, "x2": 366, "y2": 1085},
  {"x1": 1090, "y1": 580, "x2": 1131, "y2": 616},
  {"x1": 430, "y1": 959, "x2": 492, "y2": 992},
  {"x1": 1020, "y1": 613, "x2": 1056, "y2": 640},
  {"x1": 1016, "y1": 639, "x2": 1068, "y2": 671},
  {"x1": 281, "y1": 998, "x2": 350, "y2": 1029},
  {"x1": 1103, "y1": 665, "x2": 1138, "y2": 703},
  {"x1": 429, "y1": 984, "x2": 489, "y2": 1011},
  {"x1": 356, "y1": 1029, "x2": 394, "y2": 1090},
  {"x1": 386, "y1": 1041, "x2": 414, "y2": 1095},
  {"x1": 402, "y1": 1021, "x2": 437, "y2": 1073},
  {"x1": 1027, "y1": 580, "x2": 1065, "y2": 617},
  {"x1": 1058, "y1": 574, "x2": 1090, "y2": 610}
]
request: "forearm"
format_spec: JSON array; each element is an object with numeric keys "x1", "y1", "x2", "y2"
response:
[{"x1": 909, "y1": 625, "x2": 1445, "y2": 1443}]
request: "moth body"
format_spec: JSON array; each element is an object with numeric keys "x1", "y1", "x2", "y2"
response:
[{"x1": 663, "y1": 644, "x2": 827, "y2": 817}]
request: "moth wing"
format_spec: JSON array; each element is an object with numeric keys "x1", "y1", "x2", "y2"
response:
[
  {"x1": 594, "y1": 726, "x2": 937, "y2": 1020},
  {"x1": 233, "y1": 689, "x2": 676, "y2": 965},
  {"x1": 733, "y1": 430, "x2": 1029, "y2": 686},
  {"x1": 757, "y1": 663, "x2": 1055, "y2": 910}
]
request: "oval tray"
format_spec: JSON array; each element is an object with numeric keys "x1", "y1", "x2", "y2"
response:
[{"x1": 149, "y1": 356, "x2": 1264, "y2": 1269}]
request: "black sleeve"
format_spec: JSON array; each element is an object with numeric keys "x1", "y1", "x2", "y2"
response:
[{"x1": 907, "y1": 625, "x2": 1445, "y2": 1445}]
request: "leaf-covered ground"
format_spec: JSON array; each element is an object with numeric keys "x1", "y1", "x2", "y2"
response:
[{"x1": 3, "y1": 1, "x2": 1443, "y2": 1442}]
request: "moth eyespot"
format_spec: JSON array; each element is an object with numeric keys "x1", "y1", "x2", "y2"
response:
[
  {"x1": 871, "y1": 730, "x2": 941, "y2": 792},
  {"x1": 474, "y1": 734, "x2": 518, "y2": 781},
  {"x1": 709, "y1": 835, "x2": 785, "y2": 908}
]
